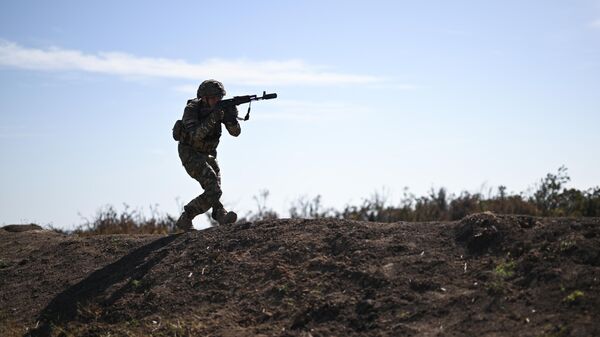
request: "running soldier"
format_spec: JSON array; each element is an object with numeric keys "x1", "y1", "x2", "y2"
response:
[{"x1": 172, "y1": 79, "x2": 240, "y2": 230}]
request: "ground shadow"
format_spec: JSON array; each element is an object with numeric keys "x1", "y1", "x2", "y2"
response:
[{"x1": 28, "y1": 234, "x2": 181, "y2": 336}]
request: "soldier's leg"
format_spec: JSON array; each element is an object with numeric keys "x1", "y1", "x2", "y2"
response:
[
  {"x1": 206, "y1": 156, "x2": 237, "y2": 225},
  {"x1": 206, "y1": 155, "x2": 223, "y2": 211},
  {"x1": 184, "y1": 157, "x2": 222, "y2": 218},
  {"x1": 176, "y1": 149, "x2": 222, "y2": 230}
]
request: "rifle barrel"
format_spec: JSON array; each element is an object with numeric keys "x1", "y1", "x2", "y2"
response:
[{"x1": 261, "y1": 93, "x2": 277, "y2": 100}]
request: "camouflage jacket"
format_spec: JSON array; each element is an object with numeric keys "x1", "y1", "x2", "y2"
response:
[{"x1": 180, "y1": 98, "x2": 241, "y2": 155}]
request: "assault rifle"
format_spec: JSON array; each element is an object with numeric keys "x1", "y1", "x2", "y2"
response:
[{"x1": 217, "y1": 91, "x2": 277, "y2": 121}]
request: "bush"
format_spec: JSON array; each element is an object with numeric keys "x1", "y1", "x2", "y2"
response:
[
  {"x1": 74, "y1": 204, "x2": 177, "y2": 235},
  {"x1": 282, "y1": 166, "x2": 599, "y2": 223},
  {"x1": 72, "y1": 167, "x2": 600, "y2": 234}
]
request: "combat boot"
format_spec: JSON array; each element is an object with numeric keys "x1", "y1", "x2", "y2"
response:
[
  {"x1": 175, "y1": 211, "x2": 195, "y2": 231},
  {"x1": 212, "y1": 209, "x2": 237, "y2": 225}
]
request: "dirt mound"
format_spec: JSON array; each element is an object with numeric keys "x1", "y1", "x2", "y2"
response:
[
  {"x1": 1, "y1": 214, "x2": 599, "y2": 336},
  {"x1": 1, "y1": 224, "x2": 43, "y2": 232},
  {"x1": 455, "y1": 212, "x2": 542, "y2": 254}
]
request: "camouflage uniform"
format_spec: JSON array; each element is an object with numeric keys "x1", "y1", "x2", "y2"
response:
[{"x1": 175, "y1": 84, "x2": 241, "y2": 230}]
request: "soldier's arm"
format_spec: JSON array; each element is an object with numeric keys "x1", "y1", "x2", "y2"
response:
[
  {"x1": 221, "y1": 105, "x2": 241, "y2": 137},
  {"x1": 182, "y1": 104, "x2": 224, "y2": 141},
  {"x1": 224, "y1": 120, "x2": 241, "y2": 137},
  {"x1": 188, "y1": 111, "x2": 223, "y2": 140}
]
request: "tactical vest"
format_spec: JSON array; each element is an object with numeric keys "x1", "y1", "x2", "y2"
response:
[{"x1": 178, "y1": 98, "x2": 222, "y2": 154}]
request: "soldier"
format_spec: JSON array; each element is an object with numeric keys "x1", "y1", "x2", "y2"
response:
[{"x1": 173, "y1": 79, "x2": 240, "y2": 230}]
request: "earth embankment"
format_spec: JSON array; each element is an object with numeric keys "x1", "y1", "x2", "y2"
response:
[{"x1": 1, "y1": 214, "x2": 598, "y2": 336}]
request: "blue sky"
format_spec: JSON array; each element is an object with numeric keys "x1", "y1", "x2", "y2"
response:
[{"x1": 1, "y1": 0, "x2": 599, "y2": 229}]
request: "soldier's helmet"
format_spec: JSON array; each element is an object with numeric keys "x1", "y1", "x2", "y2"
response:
[{"x1": 197, "y1": 79, "x2": 226, "y2": 98}]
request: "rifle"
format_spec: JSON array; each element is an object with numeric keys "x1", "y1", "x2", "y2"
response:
[{"x1": 216, "y1": 91, "x2": 277, "y2": 121}]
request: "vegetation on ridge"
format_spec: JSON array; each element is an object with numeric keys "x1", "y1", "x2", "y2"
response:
[{"x1": 62, "y1": 166, "x2": 600, "y2": 235}]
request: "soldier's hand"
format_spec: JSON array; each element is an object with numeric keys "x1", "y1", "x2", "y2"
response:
[
  {"x1": 210, "y1": 107, "x2": 225, "y2": 121},
  {"x1": 222, "y1": 105, "x2": 238, "y2": 124}
]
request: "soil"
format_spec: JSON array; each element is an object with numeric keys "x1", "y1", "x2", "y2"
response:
[{"x1": 1, "y1": 213, "x2": 599, "y2": 336}]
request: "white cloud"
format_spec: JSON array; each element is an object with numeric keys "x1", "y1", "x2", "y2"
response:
[
  {"x1": 0, "y1": 40, "x2": 382, "y2": 86},
  {"x1": 173, "y1": 84, "x2": 199, "y2": 93}
]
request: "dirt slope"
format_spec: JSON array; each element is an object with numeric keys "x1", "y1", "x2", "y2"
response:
[{"x1": 1, "y1": 214, "x2": 599, "y2": 336}]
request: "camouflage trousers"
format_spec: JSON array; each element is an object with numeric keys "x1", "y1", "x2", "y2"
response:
[{"x1": 178, "y1": 143, "x2": 225, "y2": 219}]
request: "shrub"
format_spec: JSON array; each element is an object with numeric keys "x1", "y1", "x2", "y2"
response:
[
  {"x1": 74, "y1": 204, "x2": 177, "y2": 235},
  {"x1": 72, "y1": 167, "x2": 600, "y2": 234}
]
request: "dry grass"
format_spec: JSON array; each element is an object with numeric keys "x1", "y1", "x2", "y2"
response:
[{"x1": 68, "y1": 167, "x2": 600, "y2": 235}]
